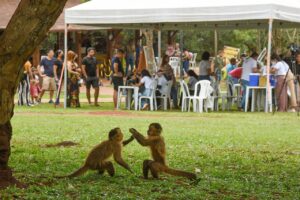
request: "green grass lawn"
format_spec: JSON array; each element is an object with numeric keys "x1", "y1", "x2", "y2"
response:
[{"x1": 1, "y1": 103, "x2": 300, "y2": 199}]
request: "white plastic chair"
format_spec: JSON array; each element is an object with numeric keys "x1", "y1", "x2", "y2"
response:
[
  {"x1": 193, "y1": 80, "x2": 211, "y2": 113},
  {"x1": 180, "y1": 80, "x2": 197, "y2": 112},
  {"x1": 117, "y1": 87, "x2": 128, "y2": 110},
  {"x1": 139, "y1": 80, "x2": 158, "y2": 111},
  {"x1": 221, "y1": 81, "x2": 242, "y2": 111},
  {"x1": 156, "y1": 80, "x2": 173, "y2": 110},
  {"x1": 189, "y1": 53, "x2": 197, "y2": 69}
]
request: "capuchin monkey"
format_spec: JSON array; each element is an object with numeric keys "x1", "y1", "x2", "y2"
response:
[
  {"x1": 129, "y1": 123, "x2": 197, "y2": 180},
  {"x1": 59, "y1": 128, "x2": 134, "y2": 178}
]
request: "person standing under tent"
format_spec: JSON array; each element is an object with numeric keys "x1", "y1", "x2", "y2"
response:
[
  {"x1": 211, "y1": 50, "x2": 225, "y2": 96},
  {"x1": 238, "y1": 53, "x2": 247, "y2": 68},
  {"x1": 240, "y1": 52, "x2": 259, "y2": 111},
  {"x1": 111, "y1": 49, "x2": 125, "y2": 109},
  {"x1": 165, "y1": 44, "x2": 175, "y2": 57},
  {"x1": 82, "y1": 47, "x2": 100, "y2": 106},
  {"x1": 174, "y1": 43, "x2": 181, "y2": 57},
  {"x1": 226, "y1": 58, "x2": 238, "y2": 84},
  {"x1": 126, "y1": 40, "x2": 136, "y2": 76},
  {"x1": 271, "y1": 54, "x2": 297, "y2": 112},
  {"x1": 18, "y1": 58, "x2": 33, "y2": 106},
  {"x1": 294, "y1": 53, "x2": 300, "y2": 105},
  {"x1": 38, "y1": 49, "x2": 56, "y2": 104},
  {"x1": 160, "y1": 55, "x2": 179, "y2": 109},
  {"x1": 135, "y1": 42, "x2": 142, "y2": 70},
  {"x1": 53, "y1": 49, "x2": 64, "y2": 104},
  {"x1": 199, "y1": 51, "x2": 212, "y2": 81}
]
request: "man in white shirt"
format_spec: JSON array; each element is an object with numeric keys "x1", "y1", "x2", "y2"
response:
[{"x1": 241, "y1": 52, "x2": 259, "y2": 110}]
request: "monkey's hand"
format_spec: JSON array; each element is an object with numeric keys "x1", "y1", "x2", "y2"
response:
[
  {"x1": 129, "y1": 128, "x2": 138, "y2": 134},
  {"x1": 122, "y1": 136, "x2": 135, "y2": 146}
]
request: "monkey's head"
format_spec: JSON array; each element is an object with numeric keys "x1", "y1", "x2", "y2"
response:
[
  {"x1": 109, "y1": 128, "x2": 123, "y2": 142},
  {"x1": 147, "y1": 123, "x2": 162, "y2": 137}
]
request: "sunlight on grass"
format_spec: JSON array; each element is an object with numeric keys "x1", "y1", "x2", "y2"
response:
[{"x1": 1, "y1": 103, "x2": 299, "y2": 199}]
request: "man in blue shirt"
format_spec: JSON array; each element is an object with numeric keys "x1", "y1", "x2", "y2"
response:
[{"x1": 38, "y1": 49, "x2": 56, "y2": 103}]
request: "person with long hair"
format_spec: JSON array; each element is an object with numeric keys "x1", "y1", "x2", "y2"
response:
[
  {"x1": 160, "y1": 55, "x2": 179, "y2": 109},
  {"x1": 67, "y1": 50, "x2": 81, "y2": 107},
  {"x1": 18, "y1": 57, "x2": 33, "y2": 106},
  {"x1": 137, "y1": 69, "x2": 153, "y2": 110},
  {"x1": 54, "y1": 50, "x2": 64, "y2": 84},
  {"x1": 199, "y1": 51, "x2": 211, "y2": 81}
]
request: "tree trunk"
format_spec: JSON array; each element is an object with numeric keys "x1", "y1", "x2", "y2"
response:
[
  {"x1": 0, "y1": 0, "x2": 67, "y2": 189},
  {"x1": 107, "y1": 29, "x2": 122, "y2": 59},
  {"x1": 142, "y1": 29, "x2": 154, "y2": 48}
]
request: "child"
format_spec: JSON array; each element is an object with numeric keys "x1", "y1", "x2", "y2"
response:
[{"x1": 30, "y1": 68, "x2": 41, "y2": 104}]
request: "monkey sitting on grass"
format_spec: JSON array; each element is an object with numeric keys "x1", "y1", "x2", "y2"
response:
[
  {"x1": 59, "y1": 128, "x2": 134, "y2": 178},
  {"x1": 129, "y1": 123, "x2": 197, "y2": 181}
]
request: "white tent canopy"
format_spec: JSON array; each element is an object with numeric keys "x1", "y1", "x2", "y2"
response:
[
  {"x1": 63, "y1": 0, "x2": 300, "y2": 111},
  {"x1": 65, "y1": 0, "x2": 300, "y2": 29}
]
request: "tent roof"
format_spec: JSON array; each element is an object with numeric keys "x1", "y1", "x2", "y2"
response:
[
  {"x1": 65, "y1": 0, "x2": 300, "y2": 29},
  {"x1": 0, "y1": 0, "x2": 81, "y2": 31}
]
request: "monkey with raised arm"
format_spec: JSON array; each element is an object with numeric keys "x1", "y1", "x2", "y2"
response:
[
  {"x1": 60, "y1": 128, "x2": 134, "y2": 178},
  {"x1": 129, "y1": 123, "x2": 197, "y2": 180}
]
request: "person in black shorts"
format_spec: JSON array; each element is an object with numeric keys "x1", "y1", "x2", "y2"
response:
[
  {"x1": 111, "y1": 49, "x2": 125, "y2": 109},
  {"x1": 82, "y1": 47, "x2": 100, "y2": 106}
]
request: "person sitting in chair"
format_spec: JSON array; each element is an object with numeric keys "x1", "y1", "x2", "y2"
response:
[{"x1": 136, "y1": 69, "x2": 153, "y2": 110}]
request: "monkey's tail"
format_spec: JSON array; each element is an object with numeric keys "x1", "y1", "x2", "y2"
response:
[
  {"x1": 164, "y1": 167, "x2": 197, "y2": 180},
  {"x1": 56, "y1": 165, "x2": 89, "y2": 179}
]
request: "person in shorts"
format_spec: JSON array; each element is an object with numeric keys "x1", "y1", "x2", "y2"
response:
[
  {"x1": 111, "y1": 49, "x2": 125, "y2": 109},
  {"x1": 82, "y1": 47, "x2": 100, "y2": 106},
  {"x1": 39, "y1": 49, "x2": 56, "y2": 103}
]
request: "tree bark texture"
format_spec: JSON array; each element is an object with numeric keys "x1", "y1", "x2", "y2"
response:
[{"x1": 0, "y1": 0, "x2": 67, "y2": 189}]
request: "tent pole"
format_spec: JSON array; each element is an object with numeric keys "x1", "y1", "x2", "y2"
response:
[
  {"x1": 214, "y1": 29, "x2": 218, "y2": 56},
  {"x1": 266, "y1": 18, "x2": 273, "y2": 113},
  {"x1": 180, "y1": 30, "x2": 184, "y2": 80},
  {"x1": 64, "y1": 23, "x2": 68, "y2": 109},
  {"x1": 158, "y1": 29, "x2": 161, "y2": 69}
]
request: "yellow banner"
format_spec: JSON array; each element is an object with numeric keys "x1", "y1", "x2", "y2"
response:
[{"x1": 224, "y1": 46, "x2": 240, "y2": 59}]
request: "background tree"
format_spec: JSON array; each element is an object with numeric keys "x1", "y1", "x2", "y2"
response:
[{"x1": 0, "y1": 0, "x2": 67, "y2": 189}]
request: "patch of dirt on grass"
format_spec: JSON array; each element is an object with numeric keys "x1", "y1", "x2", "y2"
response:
[
  {"x1": 42, "y1": 141, "x2": 79, "y2": 148},
  {"x1": 88, "y1": 111, "x2": 133, "y2": 116}
]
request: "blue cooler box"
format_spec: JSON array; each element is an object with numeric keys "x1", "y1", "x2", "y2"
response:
[
  {"x1": 249, "y1": 73, "x2": 260, "y2": 86},
  {"x1": 270, "y1": 75, "x2": 276, "y2": 87}
]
